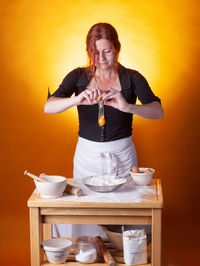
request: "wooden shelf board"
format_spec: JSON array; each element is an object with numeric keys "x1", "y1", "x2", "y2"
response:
[{"x1": 42, "y1": 262, "x2": 151, "y2": 266}]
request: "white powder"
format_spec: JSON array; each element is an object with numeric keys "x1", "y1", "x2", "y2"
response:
[
  {"x1": 37, "y1": 178, "x2": 158, "y2": 203},
  {"x1": 85, "y1": 175, "x2": 126, "y2": 186},
  {"x1": 75, "y1": 248, "x2": 97, "y2": 263},
  {"x1": 123, "y1": 229, "x2": 147, "y2": 265}
]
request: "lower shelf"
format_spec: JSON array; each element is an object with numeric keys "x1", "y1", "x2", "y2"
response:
[
  {"x1": 42, "y1": 263, "x2": 151, "y2": 266},
  {"x1": 41, "y1": 238, "x2": 151, "y2": 266}
]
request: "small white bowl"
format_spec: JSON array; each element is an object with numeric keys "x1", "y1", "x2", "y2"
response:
[
  {"x1": 34, "y1": 175, "x2": 67, "y2": 198},
  {"x1": 130, "y1": 168, "x2": 155, "y2": 185},
  {"x1": 42, "y1": 238, "x2": 72, "y2": 264}
]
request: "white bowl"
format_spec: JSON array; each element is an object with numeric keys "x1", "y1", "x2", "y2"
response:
[
  {"x1": 42, "y1": 238, "x2": 72, "y2": 264},
  {"x1": 34, "y1": 175, "x2": 67, "y2": 198},
  {"x1": 82, "y1": 175, "x2": 127, "y2": 193},
  {"x1": 129, "y1": 168, "x2": 155, "y2": 185}
]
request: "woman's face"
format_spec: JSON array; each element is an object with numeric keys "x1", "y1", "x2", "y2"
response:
[{"x1": 94, "y1": 39, "x2": 116, "y2": 70}]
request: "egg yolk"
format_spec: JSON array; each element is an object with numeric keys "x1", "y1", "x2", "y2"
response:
[{"x1": 98, "y1": 116, "x2": 105, "y2": 127}]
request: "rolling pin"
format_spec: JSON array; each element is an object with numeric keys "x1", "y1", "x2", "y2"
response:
[
  {"x1": 95, "y1": 236, "x2": 116, "y2": 266},
  {"x1": 65, "y1": 183, "x2": 83, "y2": 197}
]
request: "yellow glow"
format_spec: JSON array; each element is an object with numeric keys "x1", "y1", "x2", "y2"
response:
[
  {"x1": 1, "y1": 3, "x2": 200, "y2": 263},
  {"x1": 1, "y1": 0, "x2": 199, "y2": 123}
]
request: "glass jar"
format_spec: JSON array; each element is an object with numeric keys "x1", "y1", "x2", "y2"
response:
[{"x1": 74, "y1": 236, "x2": 97, "y2": 263}]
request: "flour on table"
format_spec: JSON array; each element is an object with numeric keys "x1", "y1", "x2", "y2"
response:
[{"x1": 34, "y1": 178, "x2": 158, "y2": 203}]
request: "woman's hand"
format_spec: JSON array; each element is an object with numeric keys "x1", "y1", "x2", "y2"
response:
[
  {"x1": 102, "y1": 87, "x2": 164, "y2": 119},
  {"x1": 102, "y1": 88, "x2": 128, "y2": 112},
  {"x1": 44, "y1": 87, "x2": 103, "y2": 114},
  {"x1": 77, "y1": 87, "x2": 102, "y2": 105}
]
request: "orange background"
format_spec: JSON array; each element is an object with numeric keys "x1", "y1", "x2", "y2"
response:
[{"x1": 0, "y1": 1, "x2": 200, "y2": 265}]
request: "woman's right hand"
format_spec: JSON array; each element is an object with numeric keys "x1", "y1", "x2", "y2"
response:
[
  {"x1": 44, "y1": 88, "x2": 104, "y2": 114},
  {"x1": 76, "y1": 87, "x2": 102, "y2": 105}
]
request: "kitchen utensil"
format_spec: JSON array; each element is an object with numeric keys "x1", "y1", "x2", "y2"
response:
[
  {"x1": 39, "y1": 174, "x2": 83, "y2": 197},
  {"x1": 101, "y1": 226, "x2": 123, "y2": 250},
  {"x1": 82, "y1": 175, "x2": 127, "y2": 193},
  {"x1": 24, "y1": 170, "x2": 46, "y2": 182},
  {"x1": 65, "y1": 183, "x2": 83, "y2": 197},
  {"x1": 95, "y1": 236, "x2": 116, "y2": 266},
  {"x1": 42, "y1": 238, "x2": 72, "y2": 264},
  {"x1": 34, "y1": 175, "x2": 67, "y2": 198},
  {"x1": 129, "y1": 167, "x2": 155, "y2": 186}
]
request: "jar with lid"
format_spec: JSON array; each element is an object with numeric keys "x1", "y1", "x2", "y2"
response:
[{"x1": 74, "y1": 236, "x2": 97, "y2": 263}]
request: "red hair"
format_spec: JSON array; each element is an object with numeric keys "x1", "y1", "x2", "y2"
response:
[{"x1": 86, "y1": 22, "x2": 121, "y2": 76}]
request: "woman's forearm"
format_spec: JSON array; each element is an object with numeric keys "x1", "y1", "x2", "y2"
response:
[
  {"x1": 44, "y1": 96, "x2": 79, "y2": 114},
  {"x1": 125, "y1": 101, "x2": 164, "y2": 119}
]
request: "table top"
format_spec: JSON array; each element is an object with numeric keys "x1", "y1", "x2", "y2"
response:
[{"x1": 27, "y1": 179, "x2": 163, "y2": 209}]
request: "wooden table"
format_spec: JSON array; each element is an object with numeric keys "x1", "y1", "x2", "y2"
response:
[{"x1": 27, "y1": 179, "x2": 163, "y2": 266}]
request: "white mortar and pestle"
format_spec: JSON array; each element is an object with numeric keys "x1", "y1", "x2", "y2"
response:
[
  {"x1": 24, "y1": 170, "x2": 67, "y2": 198},
  {"x1": 24, "y1": 170, "x2": 83, "y2": 198}
]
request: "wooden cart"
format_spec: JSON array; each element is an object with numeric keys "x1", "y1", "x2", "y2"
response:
[{"x1": 27, "y1": 179, "x2": 163, "y2": 266}]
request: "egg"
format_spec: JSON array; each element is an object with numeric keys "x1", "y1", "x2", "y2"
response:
[
  {"x1": 97, "y1": 92, "x2": 107, "y2": 102},
  {"x1": 144, "y1": 168, "x2": 152, "y2": 174},
  {"x1": 98, "y1": 116, "x2": 105, "y2": 127},
  {"x1": 97, "y1": 95, "x2": 101, "y2": 101},
  {"x1": 131, "y1": 166, "x2": 140, "y2": 173}
]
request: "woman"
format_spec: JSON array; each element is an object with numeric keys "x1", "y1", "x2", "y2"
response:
[{"x1": 44, "y1": 22, "x2": 164, "y2": 238}]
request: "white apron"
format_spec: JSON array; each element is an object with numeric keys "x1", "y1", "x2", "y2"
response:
[{"x1": 53, "y1": 136, "x2": 137, "y2": 238}]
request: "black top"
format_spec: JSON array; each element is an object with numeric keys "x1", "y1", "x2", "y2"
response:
[{"x1": 51, "y1": 64, "x2": 161, "y2": 142}]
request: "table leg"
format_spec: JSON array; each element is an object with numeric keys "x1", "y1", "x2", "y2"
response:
[
  {"x1": 30, "y1": 207, "x2": 41, "y2": 266},
  {"x1": 152, "y1": 208, "x2": 162, "y2": 266},
  {"x1": 43, "y1": 224, "x2": 52, "y2": 240}
]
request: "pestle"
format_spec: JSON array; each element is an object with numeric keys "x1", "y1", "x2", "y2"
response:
[{"x1": 24, "y1": 170, "x2": 46, "y2": 182}]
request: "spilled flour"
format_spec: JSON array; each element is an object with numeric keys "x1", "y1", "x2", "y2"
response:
[{"x1": 35, "y1": 178, "x2": 158, "y2": 203}]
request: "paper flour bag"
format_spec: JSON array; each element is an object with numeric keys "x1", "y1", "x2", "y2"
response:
[{"x1": 123, "y1": 229, "x2": 147, "y2": 265}]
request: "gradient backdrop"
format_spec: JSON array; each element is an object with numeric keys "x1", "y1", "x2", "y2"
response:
[{"x1": 0, "y1": 1, "x2": 200, "y2": 265}]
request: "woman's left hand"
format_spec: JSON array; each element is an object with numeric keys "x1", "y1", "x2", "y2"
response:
[{"x1": 102, "y1": 88, "x2": 128, "y2": 112}]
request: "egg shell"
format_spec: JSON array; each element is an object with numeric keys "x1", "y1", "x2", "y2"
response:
[
  {"x1": 131, "y1": 166, "x2": 140, "y2": 173},
  {"x1": 144, "y1": 168, "x2": 152, "y2": 174}
]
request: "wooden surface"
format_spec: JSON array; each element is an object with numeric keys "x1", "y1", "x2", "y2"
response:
[
  {"x1": 39, "y1": 237, "x2": 151, "y2": 266},
  {"x1": 29, "y1": 208, "x2": 41, "y2": 266},
  {"x1": 41, "y1": 263, "x2": 151, "y2": 266},
  {"x1": 28, "y1": 179, "x2": 163, "y2": 266},
  {"x1": 27, "y1": 179, "x2": 163, "y2": 208}
]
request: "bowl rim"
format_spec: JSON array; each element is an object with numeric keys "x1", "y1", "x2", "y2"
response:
[
  {"x1": 35, "y1": 175, "x2": 67, "y2": 184},
  {"x1": 129, "y1": 167, "x2": 155, "y2": 175},
  {"x1": 42, "y1": 238, "x2": 72, "y2": 251},
  {"x1": 82, "y1": 176, "x2": 127, "y2": 193},
  {"x1": 82, "y1": 176, "x2": 127, "y2": 187}
]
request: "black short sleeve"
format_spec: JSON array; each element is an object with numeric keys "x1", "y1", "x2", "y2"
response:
[
  {"x1": 52, "y1": 68, "x2": 81, "y2": 98},
  {"x1": 131, "y1": 71, "x2": 161, "y2": 104}
]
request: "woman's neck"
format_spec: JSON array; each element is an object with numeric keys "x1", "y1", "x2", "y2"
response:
[{"x1": 95, "y1": 67, "x2": 116, "y2": 80}]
